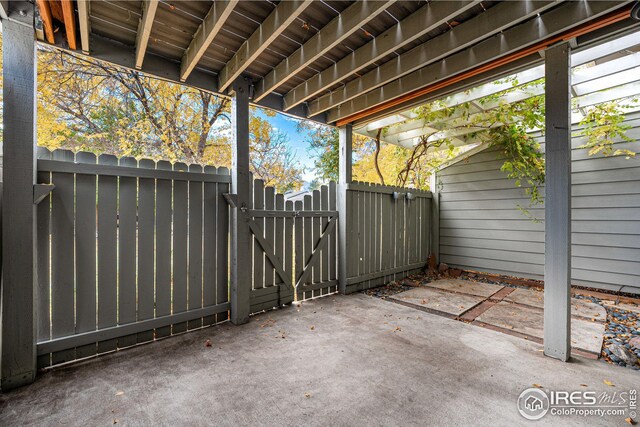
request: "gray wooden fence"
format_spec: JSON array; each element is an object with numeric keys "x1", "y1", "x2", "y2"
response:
[
  {"x1": 32, "y1": 149, "x2": 430, "y2": 368},
  {"x1": 35, "y1": 149, "x2": 231, "y2": 368},
  {"x1": 344, "y1": 181, "x2": 432, "y2": 293}
]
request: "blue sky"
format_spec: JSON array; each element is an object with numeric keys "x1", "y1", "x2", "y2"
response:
[{"x1": 258, "y1": 109, "x2": 318, "y2": 183}]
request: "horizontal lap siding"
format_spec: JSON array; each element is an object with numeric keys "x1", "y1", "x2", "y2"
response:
[{"x1": 438, "y1": 115, "x2": 640, "y2": 294}]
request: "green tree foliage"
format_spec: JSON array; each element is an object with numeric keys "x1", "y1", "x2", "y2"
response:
[
  {"x1": 299, "y1": 122, "x2": 373, "y2": 183},
  {"x1": 0, "y1": 36, "x2": 304, "y2": 192}
]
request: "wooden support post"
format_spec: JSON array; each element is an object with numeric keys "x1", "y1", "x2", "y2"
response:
[
  {"x1": 1, "y1": 3, "x2": 38, "y2": 390},
  {"x1": 337, "y1": 125, "x2": 352, "y2": 294},
  {"x1": 429, "y1": 171, "x2": 440, "y2": 264},
  {"x1": 544, "y1": 42, "x2": 572, "y2": 362},
  {"x1": 229, "y1": 77, "x2": 251, "y2": 324}
]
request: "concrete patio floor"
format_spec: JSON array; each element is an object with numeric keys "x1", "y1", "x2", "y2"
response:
[{"x1": 1, "y1": 294, "x2": 637, "y2": 426}]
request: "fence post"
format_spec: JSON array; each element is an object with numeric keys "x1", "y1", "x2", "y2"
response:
[
  {"x1": 337, "y1": 124, "x2": 352, "y2": 294},
  {"x1": 229, "y1": 78, "x2": 251, "y2": 325},
  {"x1": 1, "y1": 2, "x2": 38, "y2": 390},
  {"x1": 429, "y1": 171, "x2": 440, "y2": 264},
  {"x1": 543, "y1": 42, "x2": 572, "y2": 362}
]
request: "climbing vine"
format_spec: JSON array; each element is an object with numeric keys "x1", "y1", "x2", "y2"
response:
[
  {"x1": 577, "y1": 97, "x2": 639, "y2": 158},
  {"x1": 375, "y1": 76, "x2": 637, "y2": 215}
]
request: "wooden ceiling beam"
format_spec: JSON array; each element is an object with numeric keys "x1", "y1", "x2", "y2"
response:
[
  {"x1": 60, "y1": 0, "x2": 77, "y2": 50},
  {"x1": 251, "y1": 0, "x2": 397, "y2": 103},
  {"x1": 77, "y1": 0, "x2": 90, "y2": 54},
  {"x1": 217, "y1": 0, "x2": 314, "y2": 93},
  {"x1": 180, "y1": 0, "x2": 238, "y2": 82},
  {"x1": 135, "y1": 0, "x2": 159, "y2": 70}
]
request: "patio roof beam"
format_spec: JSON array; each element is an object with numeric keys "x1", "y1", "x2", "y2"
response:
[
  {"x1": 217, "y1": 0, "x2": 314, "y2": 93},
  {"x1": 76, "y1": 0, "x2": 90, "y2": 54},
  {"x1": 180, "y1": 0, "x2": 238, "y2": 82},
  {"x1": 283, "y1": 0, "x2": 482, "y2": 111},
  {"x1": 309, "y1": 0, "x2": 559, "y2": 118},
  {"x1": 134, "y1": 0, "x2": 159, "y2": 70},
  {"x1": 331, "y1": 1, "x2": 631, "y2": 125},
  {"x1": 251, "y1": 0, "x2": 397, "y2": 103},
  {"x1": 543, "y1": 42, "x2": 572, "y2": 362}
]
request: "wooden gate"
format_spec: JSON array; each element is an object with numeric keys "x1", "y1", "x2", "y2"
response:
[
  {"x1": 232, "y1": 179, "x2": 338, "y2": 313},
  {"x1": 35, "y1": 149, "x2": 231, "y2": 368}
]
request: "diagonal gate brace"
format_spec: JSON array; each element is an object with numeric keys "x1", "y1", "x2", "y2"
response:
[{"x1": 33, "y1": 183, "x2": 55, "y2": 205}]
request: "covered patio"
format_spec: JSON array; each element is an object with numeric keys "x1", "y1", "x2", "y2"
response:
[
  {"x1": 1, "y1": 0, "x2": 640, "y2": 424},
  {"x1": 1, "y1": 294, "x2": 637, "y2": 425}
]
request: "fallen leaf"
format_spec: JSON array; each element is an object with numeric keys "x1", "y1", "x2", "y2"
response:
[
  {"x1": 310, "y1": 326, "x2": 315, "y2": 330},
  {"x1": 533, "y1": 384, "x2": 543, "y2": 389},
  {"x1": 580, "y1": 384, "x2": 588, "y2": 387},
  {"x1": 205, "y1": 339, "x2": 212, "y2": 347},
  {"x1": 115, "y1": 391, "x2": 124, "y2": 397},
  {"x1": 603, "y1": 380, "x2": 615, "y2": 387},
  {"x1": 304, "y1": 392, "x2": 311, "y2": 398},
  {"x1": 625, "y1": 417, "x2": 637, "y2": 425}
]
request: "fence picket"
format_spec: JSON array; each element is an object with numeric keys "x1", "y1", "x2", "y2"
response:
[
  {"x1": 36, "y1": 148, "x2": 52, "y2": 369},
  {"x1": 137, "y1": 159, "x2": 156, "y2": 343},
  {"x1": 50, "y1": 150, "x2": 76, "y2": 365},
  {"x1": 155, "y1": 161, "x2": 173, "y2": 337},
  {"x1": 303, "y1": 195, "x2": 313, "y2": 295},
  {"x1": 275, "y1": 193, "x2": 284, "y2": 287},
  {"x1": 312, "y1": 190, "x2": 321, "y2": 297},
  {"x1": 285, "y1": 200, "x2": 294, "y2": 296},
  {"x1": 294, "y1": 200, "x2": 304, "y2": 299},
  {"x1": 264, "y1": 186, "x2": 275, "y2": 290},
  {"x1": 118, "y1": 156, "x2": 138, "y2": 348},
  {"x1": 97, "y1": 154, "x2": 119, "y2": 353},
  {"x1": 203, "y1": 165, "x2": 218, "y2": 326},
  {"x1": 253, "y1": 180, "x2": 265, "y2": 291},
  {"x1": 173, "y1": 162, "x2": 189, "y2": 334},
  {"x1": 75, "y1": 152, "x2": 98, "y2": 358},
  {"x1": 329, "y1": 182, "x2": 337, "y2": 293},
  {"x1": 320, "y1": 186, "x2": 329, "y2": 296},
  {"x1": 216, "y1": 167, "x2": 230, "y2": 323},
  {"x1": 188, "y1": 164, "x2": 204, "y2": 330}
]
